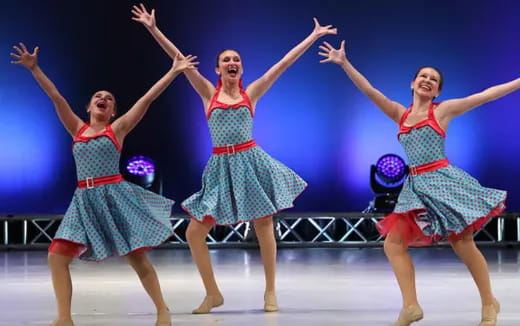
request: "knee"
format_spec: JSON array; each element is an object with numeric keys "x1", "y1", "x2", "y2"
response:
[
  {"x1": 186, "y1": 221, "x2": 208, "y2": 243},
  {"x1": 384, "y1": 233, "x2": 407, "y2": 256},
  {"x1": 47, "y1": 252, "x2": 72, "y2": 268},
  {"x1": 450, "y1": 231, "x2": 475, "y2": 252},
  {"x1": 127, "y1": 254, "x2": 153, "y2": 278},
  {"x1": 253, "y1": 216, "x2": 273, "y2": 231}
]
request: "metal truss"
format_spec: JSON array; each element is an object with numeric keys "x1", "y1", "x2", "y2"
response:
[{"x1": 2, "y1": 213, "x2": 520, "y2": 249}]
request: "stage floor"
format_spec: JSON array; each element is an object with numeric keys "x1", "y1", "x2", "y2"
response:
[{"x1": 1, "y1": 247, "x2": 519, "y2": 326}]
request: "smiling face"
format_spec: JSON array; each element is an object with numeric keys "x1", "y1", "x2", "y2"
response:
[
  {"x1": 87, "y1": 90, "x2": 116, "y2": 121},
  {"x1": 411, "y1": 67, "x2": 443, "y2": 99},
  {"x1": 215, "y1": 49, "x2": 243, "y2": 82}
]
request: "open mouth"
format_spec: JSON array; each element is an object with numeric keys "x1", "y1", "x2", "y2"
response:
[
  {"x1": 227, "y1": 65, "x2": 238, "y2": 77},
  {"x1": 419, "y1": 84, "x2": 432, "y2": 91},
  {"x1": 96, "y1": 101, "x2": 107, "y2": 111}
]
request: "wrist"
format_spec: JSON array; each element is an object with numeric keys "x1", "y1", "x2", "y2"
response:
[
  {"x1": 147, "y1": 24, "x2": 158, "y2": 33},
  {"x1": 309, "y1": 32, "x2": 320, "y2": 42}
]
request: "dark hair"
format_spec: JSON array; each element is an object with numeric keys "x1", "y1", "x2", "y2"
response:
[
  {"x1": 412, "y1": 66, "x2": 444, "y2": 96},
  {"x1": 215, "y1": 49, "x2": 240, "y2": 68}
]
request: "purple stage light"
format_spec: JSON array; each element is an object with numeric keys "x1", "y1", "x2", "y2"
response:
[
  {"x1": 375, "y1": 154, "x2": 406, "y2": 184},
  {"x1": 126, "y1": 156, "x2": 155, "y2": 177}
]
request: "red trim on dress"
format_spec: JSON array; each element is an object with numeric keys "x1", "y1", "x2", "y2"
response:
[
  {"x1": 73, "y1": 123, "x2": 122, "y2": 152},
  {"x1": 48, "y1": 239, "x2": 84, "y2": 257},
  {"x1": 77, "y1": 174, "x2": 124, "y2": 188},
  {"x1": 376, "y1": 199, "x2": 506, "y2": 246},
  {"x1": 213, "y1": 140, "x2": 257, "y2": 154},
  {"x1": 385, "y1": 102, "x2": 505, "y2": 245},
  {"x1": 398, "y1": 102, "x2": 446, "y2": 138},
  {"x1": 181, "y1": 184, "x2": 308, "y2": 226},
  {"x1": 207, "y1": 78, "x2": 254, "y2": 119},
  {"x1": 49, "y1": 238, "x2": 154, "y2": 261},
  {"x1": 408, "y1": 158, "x2": 449, "y2": 176}
]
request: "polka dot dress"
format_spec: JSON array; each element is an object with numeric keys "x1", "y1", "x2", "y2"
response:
[
  {"x1": 377, "y1": 103, "x2": 506, "y2": 246},
  {"x1": 54, "y1": 124, "x2": 174, "y2": 261},
  {"x1": 181, "y1": 80, "x2": 307, "y2": 225}
]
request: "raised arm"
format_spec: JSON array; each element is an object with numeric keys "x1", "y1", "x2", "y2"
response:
[
  {"x1": 131, "y1": 3, "x2": 215, "y2": 104},
  {"x1": 319, "y1": 40, "x2": 406, "y2": 123},
  {"x1": 10, "y1": 43, "x2": 83, "y2": 136},
  {"x1": 438, "y1": 78, "x2": 520, "y2": 122},
  {"x1": 246, "y1": 18, "x2": 337, "y2": 107},
  {"x1": 112, "y1": 54, "x2": 199, "y2": 141}
]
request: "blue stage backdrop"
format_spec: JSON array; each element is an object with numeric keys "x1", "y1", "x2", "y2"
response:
[{"x1": 1, "y1": 0, "x2": 519, "y2": 214}]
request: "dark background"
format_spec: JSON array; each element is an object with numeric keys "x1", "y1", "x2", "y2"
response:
[{"x1": 1, "y1": 0, "x2": 520, "y2": 214}]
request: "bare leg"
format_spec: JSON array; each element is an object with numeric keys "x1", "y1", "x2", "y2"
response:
[
  {"x1": 384, "y1": 232, "x2": 423, "y2": 326},
  {"x1": 253, "y1": 217, "x2": 278, "y2": 311},
  {"x1": 125, "y1": 251, "x2": 170, "y2": 325},
  {"x1": 449, "y1": 231, "x2": 494, "y2": 305},
  {"x1": 449, "y1": 231, "x2": 499, "y2": 326},
  {"x1": 186, "y1": 220, "x2": 223, "y2": 314},
  {"x1": 384, "y1": 232, "x2": 418, "y2": 307},
  {"x1": 48, "y1": 253, "x2": 74, "y2": 326}
]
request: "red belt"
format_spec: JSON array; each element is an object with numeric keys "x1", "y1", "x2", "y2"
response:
[
  {"x1": 78, "y1": 174, "x2": 124, "y2": 188},
  {"x1": 213, "y1": 140, "x2": 257, "y2": 154},
  {"x1": 409, "y1": 158, "x2": 449, "y2": 176}
]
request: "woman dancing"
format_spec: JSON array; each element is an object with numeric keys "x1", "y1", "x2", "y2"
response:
[
  {"x1": 131, "y1": 3, "x2": 335, "y2": 314},
  {"x1": 319, "y1": 40, "x2": 517, "y2": 326},
  {"x1": 11, "y1": 42, "x2": 198, "y2": 326}
]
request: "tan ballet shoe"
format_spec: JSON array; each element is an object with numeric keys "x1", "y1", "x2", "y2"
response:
[
  {"x1": 391, "y1": 305, "x2": 423, "y2": 326},
  {"x1": 155, "y1": 309, "x2": 171, "y2": 326},
  {"x1": 192, "y1": 295, "x2": 224, "y2": 314},
  {"x1": 264, "y1": 292, "x2": 278, "y2": 312},
  {"x1": 50, "y1": 318, "x2": 74, "y2": 326},
  {"x1": 480, "y1": 299, "x2": 500, "y2": 326}
]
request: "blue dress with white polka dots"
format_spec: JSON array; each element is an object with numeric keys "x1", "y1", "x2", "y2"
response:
[
  {"x1": 377, "y1": 103, "x2": 506, "y2": 245},
  {"x1": 54, "y1": 124, "x2": 174, "y2": 261},
  {"x1": 181, "y1": 81, "x2": 307, "y2": 225}
]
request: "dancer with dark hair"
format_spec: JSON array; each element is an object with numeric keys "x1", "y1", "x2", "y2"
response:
[
  {"x1": 132, "y1": 3, "x2": 336, "y2": 314},
  {"x1": 11, "y1": 42, "x2": 198, "y2": 326},
  {"x1": 319, "y1": 40, "x2": 518, "y2": 326}
]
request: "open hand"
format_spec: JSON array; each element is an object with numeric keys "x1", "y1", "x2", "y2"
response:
[
  {"x1": 172, "y1": 54, "x2": 199, "y2": 73},
  {"x1": 312, "y1": 18, "x2": 337, "y2": 38},
  {"x1": 10, "y1": 43, "x2": 39, "y2": 70},
  {"x1": 131, "y1": 3, "x2": 156, "y2": 29},
  {"x1": 318, "y1": 40, "x2": 346, "y2": 65}
]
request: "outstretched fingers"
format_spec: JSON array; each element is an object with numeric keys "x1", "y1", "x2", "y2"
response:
[
  {"x1": 318, "y1": 52, "x2": 332, "y2": 64},
  {"x1": 318, "y1": 45, "x2": 331, "y2": 53},
  {"x1": 12, "y1": 45, "x2": 23, "y2": 54},
  {"x1": 10, "y1": 52, "x2": 21, "y2": 64},
  {"x1": 139, "y1": 3, "x2": 149, "y2": 14},
  {"x1": 322, "y1": 41, "x2": 335, "y2": 51},
  {"x1": 185, "y1": 55, "x2": 200, "y2": 69}
]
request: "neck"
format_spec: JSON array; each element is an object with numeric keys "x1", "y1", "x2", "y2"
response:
[
  {"x1": 412, "y1": 95, "x2": 433, "y2": 112},
  {"x1": 220, "y1": 79, "x2": 241, "y2": 97},
  {"x1": 89, "y1": 116, "x2": 110, "y2": 129}
]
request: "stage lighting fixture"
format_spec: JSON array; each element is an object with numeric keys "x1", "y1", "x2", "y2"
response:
[
  {"x1": 368, "y1": 154, "x2": 407, "y2": 212},
  {"x1": 125, "y1": 156, "x2": 156, "y2": 189}
]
